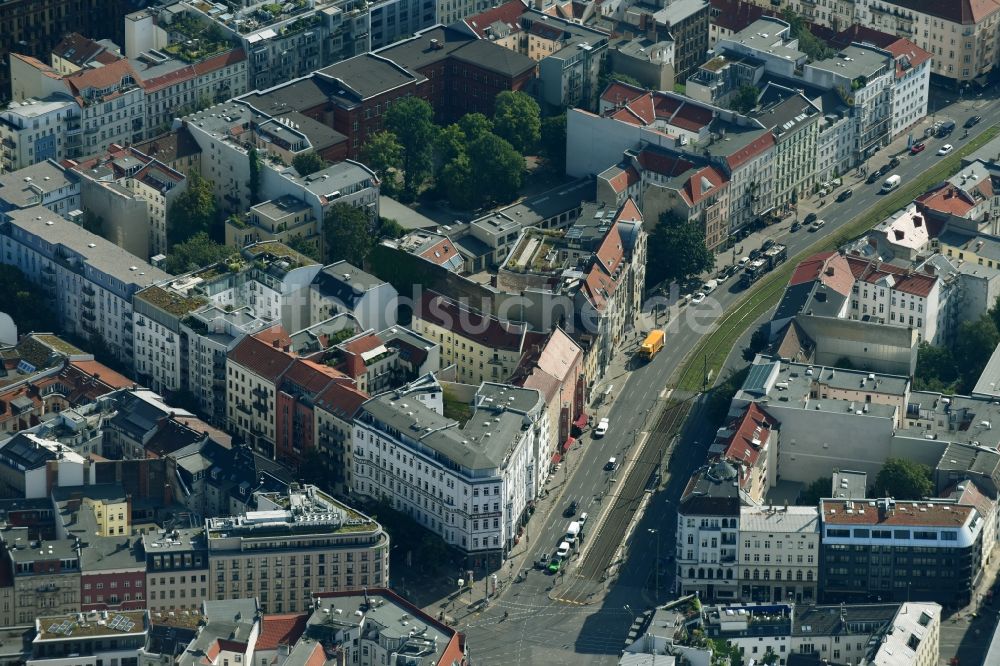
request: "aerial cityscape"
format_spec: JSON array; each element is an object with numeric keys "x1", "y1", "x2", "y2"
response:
[{"x1": 2, "y1": 0, "x2": 1000, "y2": 664}]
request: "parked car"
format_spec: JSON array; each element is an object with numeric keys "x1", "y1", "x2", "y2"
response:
[
  {"x1": 595, "y1": 418, "x2": 610, "y2": 437},
  {"x1": 910, "y1": 142, "x2": 926, "y2": 155},
  {"x1": 876, "y1": 165, "x2": 891, "y2": 177},
  {"x1": 556, "y1": 541, "x2": 571, "y2": 559},
  {"x1": 889, "y1": 157, "x2": 901, "y2": 168},
  {"x1": 761, "y1": 239, "x2": 775, "y2": 251},
  {"x1": 690, "y1": 292, "x2": 706, "y2": 304},
  {"x1": 790, "y1": 221, "x2": 801, "y2": 232},
  {"x1": 605, "y1": 457, "x2": 618, "y2": 471},
  {"x1": 810, "y1": 219, "x2": 826, "y2": 232},
  {"x1": 965, "y1": 115, "x2": 982, "y2": 128},
  {"x1": 563, "y1": 500, "x2": 578, "y2": 517},
  {"x1": 938, "y1": 144, "x2": 954, "y2": 155},
  {"x1": 804, "y1": 212, "x2": 817, "y2": 224},
  {"x1": 548, "y1": 559, "x2": 561, "y2": 574},
  {"x1": 866, "y1": 172, "x2": 881, "y2": 184},
  {"x1": 536, "y1": 552, "x2": 550, "y2": 569},
  {"x1": 579, "y1": 512, "x2": 589, "y2": 526},
  {"x1": 837, "y1": 188, "x2": 854, "y2": 202}
]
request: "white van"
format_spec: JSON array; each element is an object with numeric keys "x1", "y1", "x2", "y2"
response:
[
  {"x1": 881, "y1": 175, "x2": 901, "y2": 193},
  {"x1": 702, "y1": 279, "x2": 718, "y2": 294}
]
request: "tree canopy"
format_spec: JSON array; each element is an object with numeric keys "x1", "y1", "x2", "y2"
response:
[
  {"x1": 248, "y1": 147, "x2": 262, "y2": 206},
  {"x1": 914, "y1": 342, "x2": 959, "y2": 393},
  {"x1": 361, "y1": 131, "x2": 403, "y2": 194},
  {"x1": 873, "y1": 458, "x2": 933, "y2": 500},
  {"x1": 385, "y1": 97, "x2": 436, "y2": 196},
  {"x1": 167, "y1": 171, "x2": 218, "y2": 246},
  {"x1": 493, "y1": 91, "x2": 541, "y2": 154},
  {"x1": 780, "y1": 9, "x2": 833, "y2": 60},
  {"x1": 646, "y1": 211, "x2": 714, "y2": 287},
  {"x1": 729, "y1": 85, "x2": 760, "y2": 114},
  {"x1": 468, "y1": 133, "x2": 524, "y2": 205},
  {"x1": 164, "y1": 232, "x2": 232, "y2": 274},
  {"x1": 0, "y1": 265, "x2": 59, "y2": 335},
  {"x1": 286, "y1": 235, "x2": 322, "y2": 262},
  {"x1": 292, "y1": 151, "x2": 327, "y2": 177},
  {"x1": 458, "y1": 113, "x2": 494, "y2": 143},
  {"x1": 798, "y1": 477, "x2": 832, "y2": 506},
  {"x1": 324, "y1": 203, "x2": 373, "y2": 266}
]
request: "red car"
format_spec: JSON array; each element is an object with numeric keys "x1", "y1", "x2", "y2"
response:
[{"x1": 910, "y1": 142, "x2": 926, "y2": 154}]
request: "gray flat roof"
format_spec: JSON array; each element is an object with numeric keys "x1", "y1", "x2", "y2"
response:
[
  {"x1": 810, "y1": 44, "x2": 891, "y2": 81},
  {"x1": 375, "y1": 25, "x2": 535, "y2": 79},
  {"x1": 739, "y1": 506, "x2": 819, "y2": 534},
  {"x1": 654, "y1": 0, "x2": 709, "y2": 25},
  {"x1": 317, "y1": 53, "x2": 420, "y2": 102},
  {"x1": 973, "y1": 343, "x2": 1000, "y2": 398},
  {"x1": 282, "y1": 160, "x2": 376, "y2": 199},
  {"x1": 5, "y1": 206, "x2": 169, "y2": 287},
  {"x1": 0, "y1": 161, "x2": 78, "y2": 208}
]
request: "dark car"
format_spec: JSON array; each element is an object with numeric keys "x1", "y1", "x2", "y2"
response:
[
  {"x1": 876, "y1": 165, "x2": 891, "y2": 177},
  {"x1": 965, "y1": 115, "x2": 982, "y2": 128},
  {"x1": 866, "y1": 172, "x2": 881, "y2": 184},
  {"x1": 837, "y1": 188, "x2": 854, "y2": 202},
  {"x1": 790, "y1": 221, "x2": 801, "y2": 232},
  {"x1": 910, "y1": 142, "x2": 926, "y2": 154},
  {"x1": 889, "y1": 157, "x2": 901, "y2": 168},
  {"x1": 804, "y1": 212, "x2": 818, "y2": 224},
  {"x1": 749, "y1": 248, "x2": 762, "y2": 261},
  {"x1": 563, "y1": 500, "x2": 578, "y2": 517},
  {"x1": 761, "y1": 239, "x2": 775, "y2": 251}
]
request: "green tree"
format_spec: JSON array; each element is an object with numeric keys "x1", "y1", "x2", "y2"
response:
[
  {"x1": 729, "y1": 85, "x2": 760, "y2": 114},
  {"x1": 287, "y1": 234, "x2": 322, "y2": 262},
  {"x1": 468, "y1": 133, "x2": 524, "y2": 205},
  {"x1": 292, "y1": 151, "x2": 326, "y2": 177},
  {"x1": 493, "y1": 91, "x2": 541, "y2": 153},
  {"x1": 988, "y1": 293, "x2": 1000, "y2": 336},
  {"x1": 248, "y1": 147, "x2": 262, "y2": 206},
  {"x1": 164, "y1": 232, "x2": 232, "y2": 274},
  {"x1": 954, "y1": 315, "x2": 1000, "y2": 392},
  {"x1": 597, "y1": 58, "x2": 643, "y2": 96},
  {"x1": 0, "y1": 265, "x2": 59, "y2": 334},
  {"x1": 873, "y1": 458, "x2": 933, "y2": 500},
  {"x1": 539, "y1": 113, "x2": 567, "y2": 174},
  {"x1": 914, "y1": 342, "x2": 958, "y2": 392},
  {"x1": 440, "y1": 154, "x2": 478, "y2": 210},
  {"x1": 705, "y1": 366, "x2": 750, "y2": 425},
  {"x1": 361, "y1": 131, "x2": 404, "y2": 194},
  {"x1": 742, "y1": 324, "x2": 770, "y2": 361},
  {"x1": 378, "y1": 217, "x2": 406, "y2": 239},
  {"x1": 781, "y1": 9, "x2": 833, "y2": 60},
  {"x1": 167, "y1": 171, "x2": 218, "y2": 246},
  {"x1": 646, "y1": 211, "x2": 714, "y2": 286},
  {"x1": 385, "y1": 97, "x2": 436, "y2": 196},
  {"x1": 458, "y1": 113, "x2": 494, "y2": 143},
  {"x1": 798, "y1": 477, "x2": 832, "y2": 506},
  {"x1": 324, "y1": 202, "x2": 374, "y2": 266}
]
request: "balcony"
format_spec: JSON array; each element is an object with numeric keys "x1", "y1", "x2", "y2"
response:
[
  {"x1": 81, "y1": 310, "x2": 96, "y2": 322},
  {"x1": 82, "y1": 285, "x2": 96, "y2": 297}
]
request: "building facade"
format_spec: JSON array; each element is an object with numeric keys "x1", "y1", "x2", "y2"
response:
[{"x1": 738, "y1": 506, "x2": 820, "y2": 604}]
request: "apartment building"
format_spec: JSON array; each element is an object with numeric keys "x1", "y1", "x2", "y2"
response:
[
  {"x1": 353, "y1": 381, "x2": 548, "y2": 570},
  {"x1": 845, "y1": 254, "x2": 942, "y2": 344},
  {"x1": 324, "y1": 327, "x2": 439, "y2": 395},
  {"x1": 310, "y1": 262, "x2": 398, "y2": 333},
  {"x1": 859, "y1": 0, "x2": 1000, "y2": 85},
  {"x1": 701, "y1": 601, "x2": 939, "y2": 666},
  {"x1": 314, "y1": 378, "x2": 371, "y2": 497},
  {"x1": 50, "y1": 33, "x2": 121, "y2": 75},
  {"x1": 756, "y1": 85, "x2": 821, "y2": 211},
  {"x1": 708, "y1": 403, "x2": 777, "y2": 505},
  {"x1": 0, "y1": 527, "x2": 81, "y2": 625},
  {"x1": 650, "y1": 0, "x2": 711, "y2": 82},
  {"x1": 226, "y1": 329, "x2": 296, "y2": 459},
  {"x1": 0, "y1": 98, "x2": 82, "y2": 172},
  {"x1": 820, "y1": 497, "x2": 984, "y2": 606},
  {"x1": 0, "y1": 160, "x2": 81, "y2": 221},
  {"x1": 308, "y1": 590, "x2": 466, "y2": 666},
  {"x1": 0, "y1": 0, "x2": 118, "y2": 104},
  {"x1": 738, "y1": 505, "x2": 820, "y2": 604},
  {"x1": 69, "y1": 145, "x2": 187, "y2": 259},
  {"x1": 142, "y1": 528, "x2": 208, "y2": 614},
  {"x1": 675, "y1": 461, "x2": 747, "y2": 601},
  {"x1": 133, "y1": 241, "x2": 320, "y2": 397},
  {"x1": 0, "y1": 206, "x2": 168, "y2": 367},
  {"x1": 28, "y1": 609, "x2": 148, "y2": 666},
  {"x1": 205, "y1": 485, "x2": 390, "y2": 614},
  {"x1": 413, "y1": 291, "x2": 528, "y2": 385}
]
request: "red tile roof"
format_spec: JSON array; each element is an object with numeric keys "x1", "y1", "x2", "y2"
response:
[
  {"x1": 721, "y1": 403, "x2": 773, "y2": 484},
  {"x1": 726, "y1": 132, "x2": 775, "y2": 170},
  {"x1": 64, "y1": 59, "x2": 140, "y2": 101},
  {"x1": 419, "y1": 237, "x2": 459, "y2": 265},
  {"x1": 416, "y1": 291, "x2": 526, "y2": 351},
  {"x1": 52, "y1": 33, "x2": 116, "y2": 68},
  {"x1": 606, "y1": 166, "x2": 640, "y2": 194},
  {"x1": 884, "y1": 38, "x2": 932, "y2": 78},
  {"x1": 282, "y1": 359, "x2": 348, "y2": 393},
  {"x1": 916, "y1": 184, "x2": 977, "y2": 217},
  {"x1": 614, "y1": 197, "x2": 643, "y2": 224},
  {"x1": 600, "y1": 81, "x2": 647, "y2": 108},
  {"x1": 256, "y1": 613, "x2": 308, "y2": 651},
  {"x1": 141, "y1": 49, "x2": 246, "y2": 94},
  {"x1": 256, "y1": 325, "x2": 293, "y2": 348},
  {"x1": 463, "y1": 0, "x2": 527, "y2": 38},
  {"x1": 636, "y1": 149, "x2": 694, "y2": 177},
  {"x1": 709, "y1": 0, "x2": 765, "y2": 33},
  {"x1": 610, "y1": 106, "x2": 646, "y2": 126},
  {"x1": 69, "y1": 359, "x2": 134, "y2": 390},
  {"x1": 683, "y1": 166, "x2": 729, "y2": 205},
  {"x1": 314, "y1": 382, "x2": 369, "y2": 420},
  {"x1": 228, "y1": 335, "x2": 295, "y2": 382},
  {"x1": 822, "y1": 498, "x2": 973, "y2": 527},
  {"x1": 845, "y1": 256, "x2": 937, "y2": 297},
  {"x1": 789, "y1": 252, "x2": 854, "y2": 296}
]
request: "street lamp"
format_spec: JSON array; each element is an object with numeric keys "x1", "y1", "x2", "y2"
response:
[{"x1": 648, "y1": 528, "x2": 660, "y2": 600}]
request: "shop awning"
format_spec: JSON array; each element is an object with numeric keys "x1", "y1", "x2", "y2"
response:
[
  {"x1": 573, "y1": 413, "x2": 588, "y2": 428},
  {"x1": 562, "y1": 437, "x2": 575, "y2": 452},
  {"x1": 551, "y1": 453, "x2": 562, "y2": 464}
]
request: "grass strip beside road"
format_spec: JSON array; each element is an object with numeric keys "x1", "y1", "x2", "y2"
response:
[{"x1": 672, "y1": 126, "x2": 1000, "y2": 393}]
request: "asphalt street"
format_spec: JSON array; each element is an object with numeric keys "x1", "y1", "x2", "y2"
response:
[{"x1": 456, "y1": 89, "x2": 1000, "y2": 666}]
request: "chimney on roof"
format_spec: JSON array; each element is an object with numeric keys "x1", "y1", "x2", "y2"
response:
[
  {"x1": 273, "y1": 339, "x2": 280, "y2": 348},
  {"x1": 429, "y1": 38, "x2": 443, "y2": 50},
  {"x1": 825, "y1": 266, "x2": 835, "y2": 276}
]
